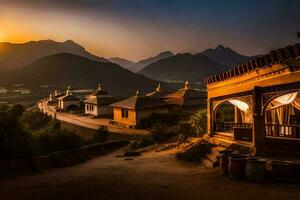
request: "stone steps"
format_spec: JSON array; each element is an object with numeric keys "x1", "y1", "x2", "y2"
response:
[{"x1": 201, "y1": 146, "x2": 226, "y2": 169}]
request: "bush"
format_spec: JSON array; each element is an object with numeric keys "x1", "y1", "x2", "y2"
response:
[
  {"x1": 88, "y1": 126, "x2": 109, "y2": 144},
  {"x1": 178, "y1": 121, "x2": 195, "y2": 136},
  {"x1": 0, "y1": 111, "x2": 34, "y2": 159},
  {"x1": 151, "y1": 124, "x2": 177, "y2": 143},
  {"x1": 35, "y1": 121, "x2": 84, "y2": 155},
  {"x1": 21, "y1": 111, "x2": 52, "y2": 131},
  {"x1": 188, "y1": 109, "x2": 207, "y2": 135},
  {"x1": 140, "y1": 108, "x2": 187, "y2": 129}
]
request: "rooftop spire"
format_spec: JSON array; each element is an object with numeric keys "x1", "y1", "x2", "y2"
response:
[
  {"x1": 156, "y1": 83, "x2": 161, "y2": 91},
  {"x1": 66, "y1": 85, "x2": 72, "y2": 95},
  {"x1": 184, "y1": 81, "x2": 190, "y2": 90},
  {"x1": 97, "y1": 83, "x2": 102, "y2": 91},
  {"x1": 136, "y1": 89, "x2": 139, "y2": 96}
]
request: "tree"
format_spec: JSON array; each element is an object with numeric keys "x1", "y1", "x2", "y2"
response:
[{"x1": 10, "y1": 104, "x2": 25, "y2": 119}]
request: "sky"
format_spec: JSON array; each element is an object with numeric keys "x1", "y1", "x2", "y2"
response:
[{"x1": 0, "y1": 0, "x2": 299, "y2": 61}]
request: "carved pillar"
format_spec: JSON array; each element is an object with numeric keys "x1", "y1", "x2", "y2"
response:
[
  {"x1": 252, "y1": 86, "x2": 265, "y2": 146},
  {"x1": 207, "y1": 98, "x2": 213, "y2": 136}
]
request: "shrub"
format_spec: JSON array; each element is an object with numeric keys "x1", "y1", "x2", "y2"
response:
[
  {"x1": 0, "y1": 111, "x2": 34, "y2": 159},
  {"x1": 140, "y1": 108, "x2": 187, "y2": 129},
  {"x1": 10, "y1": 104, "x2": 25, "y2": 119},
  {"x1": 189, "y1": 109, "x2": 207, "y2": 135},
  {"x1": 21, "y1": 111, "x2": 52, "y2": 131},
  {"x1": 35, "y1": 121, "x2": 84, "y2": 155},
  {"x1": 178, "y1": 120, "x2": 195, "y2": 136},
  {"x1": 151, "y1": 124, "x2": 177, "y2": 143},
  {"x1": 88, "y1": 126, "x2": 109, "y2": 144}
]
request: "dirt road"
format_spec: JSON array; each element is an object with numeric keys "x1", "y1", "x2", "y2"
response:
[{"x1": 1, "y1": 148, "x2": 300, "y2": 200}]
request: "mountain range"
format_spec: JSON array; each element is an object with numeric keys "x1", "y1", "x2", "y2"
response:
[
  {"x1": 0, "y1": 40, "x2": 108, "y2": 72},
  {"x1": 137, "y1": 45, "x2": 253, "y2": 83},
  {"x1": 110, "y1": 51, "x2": 174, "y2": 72},
  {"x1": 0, "y1": 39, "x2": 255, "y2": 96},
  {"x1": 0, "y1": 53, "x2": 164, "y2": 97}
]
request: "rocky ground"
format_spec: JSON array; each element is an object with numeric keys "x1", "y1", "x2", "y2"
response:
[{"x1": 1, "y1": 144, "x2": 300, "y2": 200}]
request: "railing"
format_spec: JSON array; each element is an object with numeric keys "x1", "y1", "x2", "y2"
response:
[
  {"x1": 265, "y1": 124, "x2": 300, "y2": 138},
  {"x1": 214, "y1": 122, "x2": 252, "y2": 133}
]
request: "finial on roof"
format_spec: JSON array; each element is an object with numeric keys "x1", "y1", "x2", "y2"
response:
[
  {"x1": 156, "y1": 83, "x2": 161, "y2": 91},
  {"x1": 66, "y1": 85, "x2": 72, "y2": 95},
  {"x1": 184, "y1": 81, "x2": 190, "y2": 90},
  {"x1": 49, "y1": 93, "x2": 52, "y2": 100},
  {"x1": 136, "y1": 89, "x2": 139, "y2": 96},
  {"x1": 54, "y1": 90, "x2": 58, "y2": 96},
  {"x1": 97, "y1": 83, "x2": 102, "y2": 91}
]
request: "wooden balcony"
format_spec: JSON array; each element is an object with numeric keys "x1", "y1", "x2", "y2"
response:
[{"x1": 265, "y1": 124, "x2": 300, "y2": 139}]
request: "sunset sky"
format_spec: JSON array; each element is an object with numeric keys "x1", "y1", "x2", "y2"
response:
[{"x1": 0, "y1": 0, "x2": 299, "y2": 61}]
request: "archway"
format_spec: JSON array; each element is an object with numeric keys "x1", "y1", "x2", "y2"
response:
[
  {"x1": 264, "y1": 92, "x2": 300, "y2": 138},
  {"x1": 214, "y1": 99, "x2": 252, "y2": 141}
]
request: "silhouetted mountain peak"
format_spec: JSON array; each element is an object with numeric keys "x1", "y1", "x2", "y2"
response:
[
  {"x1": 216, "y1": 45, "x2": 226, "y2": 50},
  {"x1": 156, "y1": 51, "x2": 174, "y2": 57},
  {"x1": 200, "y1": 45, "x2": 252, "y2": 66}
]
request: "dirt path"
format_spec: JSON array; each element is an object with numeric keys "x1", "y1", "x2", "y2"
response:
[{"x1": 1, "y1": 148, "x2": 300, "y2": 200}]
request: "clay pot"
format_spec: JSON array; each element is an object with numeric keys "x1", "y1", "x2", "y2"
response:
[
  {"x1": 228, "y1": 155, "x2": 249, "y2": 179},
  {"x1": 220, "y1": 152, "x2": 239, "y2": 176},
  {"x1": 245, "y1": 158, "x2": 267, "y2": 182}
]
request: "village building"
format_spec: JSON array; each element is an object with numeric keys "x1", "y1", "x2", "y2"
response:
[
  {"x1": 204, "y1": 43, "x2": 300, "y2": 156},
  {"x1": 163, "y1": 81, "x2": 207, "y2": 111},
  {"x1": 111, "y1": 90, "x2": 168, "y2": 128},
  {"x1": 84, "y1": 84, "x2": 116, "y2": 116},
  {"x1": 57, "y1": 86, "x2": 80, "y2": 111},
  {"x1": 146, "y1": 83, "x2": 171, "y2": 98}
]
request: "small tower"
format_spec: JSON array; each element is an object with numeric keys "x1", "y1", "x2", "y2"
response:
[
  {"x1": 54, "y1": 90, "x2": 58, "y2": 96},
  {"x1": 184, "y1": 81, "x2": 190, "y2": 90},
  {"x1": 156, "y1": 83, "x2": 161, "y2": 92},
  {"x1": 66, "y1": 85, "x2": 71, "y2": 95},
  {"x1": 136, "y1": 89, "x2": 139, "y2": 97},
  {"x1": 49, "y1": 93, "x2": 53, "y2": 101},
  {"x1": 97, "y1": 83, "x2": 102, "y2": 91}
]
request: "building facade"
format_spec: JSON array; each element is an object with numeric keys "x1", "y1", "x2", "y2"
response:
[
  {"x1": 84, "y1": 84, "x2": 116, "y2": 116},
  {"x1": 205, "y1": 43, "x2": 300, "y2": 155},
  {"x1": 57, "y1": 86, "x2": 80, "y2": 111},
  {"x1": 111, "y1": 91, "x2": 169, "y2": 128}
]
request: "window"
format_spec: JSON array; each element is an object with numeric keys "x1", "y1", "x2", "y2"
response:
[
  {"x1": 121, "y1": 108, "x2": 129, "y2": 118},
  {"x1": 86, "y1": 104, "x2": 89, "y2": 110}
]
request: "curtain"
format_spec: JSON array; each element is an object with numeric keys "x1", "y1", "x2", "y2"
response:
[
  {"x1": 267, "y1": 92, "x2": 298, "y2": 110},
  {"x1": 229, "y1": 99, "x2": 252, "y2": 123},
  {"x1": 292, "y1": 94, "x2": 300, "y2": 110}
]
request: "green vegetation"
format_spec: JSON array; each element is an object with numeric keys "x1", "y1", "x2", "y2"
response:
[
  {"x1": 133, "y1": 109, "x2": 208, "y2": 148},
  {"x1": 0, "y1": 104, "x2": 109, "y2": 161}
]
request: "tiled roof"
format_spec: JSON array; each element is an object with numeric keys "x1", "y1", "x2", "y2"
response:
[
  {"x1": 58, "y1": 94, "x2": 80, "y2": 101},
  {"x1": 111, "y1": 95, "x2": 168, "y2": 110},
  {"x1": 204, "y1": 43, "x2": 300, "y2": 85},
  {"x1": 84, "y1": 96, "x2": 116, "y2": 105},
  {"x1": 164, "y1": 88, "x2": 207, "y2": 99}
]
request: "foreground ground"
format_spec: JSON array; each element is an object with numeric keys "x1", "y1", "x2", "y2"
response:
[{"x1": 1, "y1": 147, "x2": 300, "y2": 200}]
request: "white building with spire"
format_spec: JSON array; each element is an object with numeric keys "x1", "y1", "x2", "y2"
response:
[
  {"x1": 84, "y1": 84, "x2": 117, "y2": 116},
  {"x1": 57, "y1": 86, "x2": 80, "y2": 111}
]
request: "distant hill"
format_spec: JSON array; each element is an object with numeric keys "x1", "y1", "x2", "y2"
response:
[
  {"x1": 138, "y1": 53, "x2": 230, "y2": 83},
  {"x1": 109, "y1": 57, "x2": 135, "y2": 70},
  {"x1": 0, "y1": 53, "x2": 165, "y2": 97},
  {"x1": 129, "y1": 51, "x2": 174, "y2": 72},
  {"x1": 200, "y1": 45, "x2": 251, "y2": 66},
  {"x1": 0, "y1": 39, "x2": 109, "y2": 72}
]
